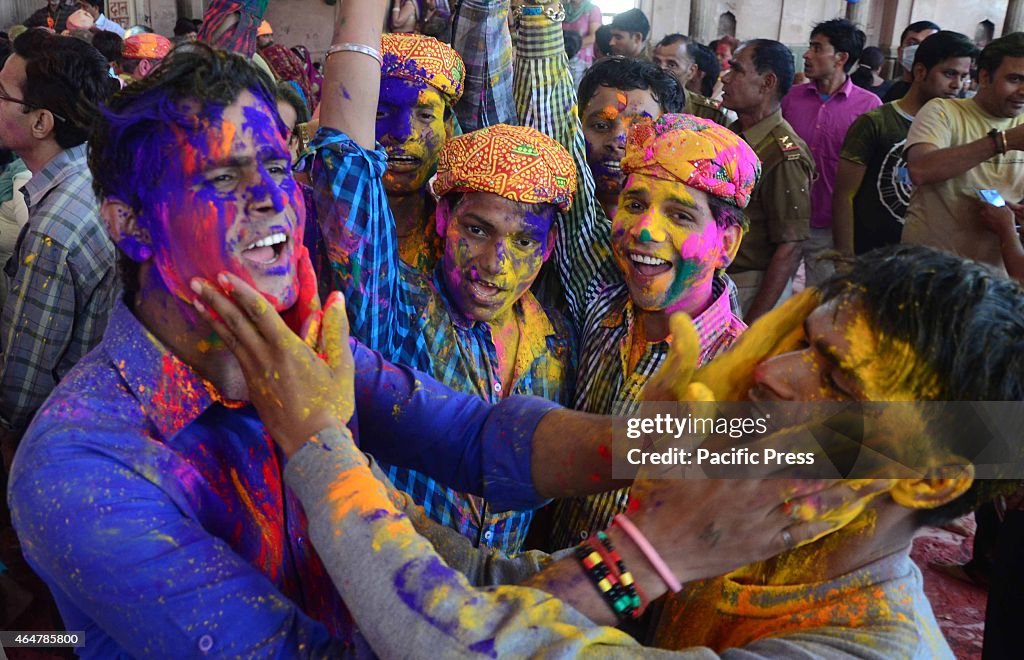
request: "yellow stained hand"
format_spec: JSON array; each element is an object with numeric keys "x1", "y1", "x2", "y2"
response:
[{"x1": 642, "y1": 288, "x2": 821, "y2": 403}]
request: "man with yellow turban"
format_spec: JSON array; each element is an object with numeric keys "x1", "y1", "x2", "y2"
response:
[
  {"x1": 305, "y1": 29, "x2": 577, "y2": 555},
  {"x1": 376, "y1": 32, "x2": 466, "y2": 273}
]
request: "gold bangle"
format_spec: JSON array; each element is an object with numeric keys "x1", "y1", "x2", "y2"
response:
[{"x1": 998, "y1": 130, "x2": 1008, "y2": 155}]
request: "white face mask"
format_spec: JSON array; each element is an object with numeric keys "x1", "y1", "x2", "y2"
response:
[{"x1": 901, "y1": 44, "x2": 919, "y2": 72}]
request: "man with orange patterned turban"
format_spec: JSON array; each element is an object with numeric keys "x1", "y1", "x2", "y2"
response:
[
  {"x1": 376, "y1": 32, "x2": 466, "y2": 274},
  {"x1": 116, "y1": 33, "x2": 172, "y2": 82},
  {"x1": 306, "y1": 25, "x2": 578, "y2": 554}
]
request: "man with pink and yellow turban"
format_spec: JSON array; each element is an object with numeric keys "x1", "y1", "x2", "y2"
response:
[
  {"x1": 545, "y1": 111, "x2": 761, "y2": 550},
  {"x1": 307, "y1": 21, "x2": 579, "y2": 555}
]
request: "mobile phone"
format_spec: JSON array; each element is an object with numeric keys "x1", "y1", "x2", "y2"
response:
[{"x1": 977, "y1": 189, "x2": 1006, "y2": 207}]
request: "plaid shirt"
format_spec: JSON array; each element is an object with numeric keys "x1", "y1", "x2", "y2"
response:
[
  {"x1": 306, "y1": 130, "x2": 574, "y2": 556},
  {"x1": 0, "y1": 145, "x2": 117, "y2": 432},
  {"x1": 451, "y1": 0, "x2": 517, "y2": 132},
  {"x1": 513, "y1": 14, "x2": 747, "y2": 550}
]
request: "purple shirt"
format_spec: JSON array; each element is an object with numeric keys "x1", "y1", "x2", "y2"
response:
[{"x1": 781, "y1": 77, "x2": 881, "y2": 228}]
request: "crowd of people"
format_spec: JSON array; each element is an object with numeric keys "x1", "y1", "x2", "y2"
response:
[{"x1": 0, "y1": 0, "x2": 1021, "y2": 657}]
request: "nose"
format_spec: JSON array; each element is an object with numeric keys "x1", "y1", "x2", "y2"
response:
[
  {"x1": 627, "y1": 209, "x2": 667, "y2": 243},
  {"x1": 478, "y1": 239, "x2": 509, "y2": 278},
  {"x1": 376, "y1": 108, "x2": 415, "y2": 146},
  {"x1": 752, "y1": 351, "x2": 813, "y2": 401},
  {"x1": 245, "y1": 167, "x2": 288, "y2": 216}
]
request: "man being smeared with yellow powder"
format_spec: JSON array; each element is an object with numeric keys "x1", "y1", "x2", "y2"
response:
[{"x1": 197, "y1": 242, "x2": 1023, "y2": 657}]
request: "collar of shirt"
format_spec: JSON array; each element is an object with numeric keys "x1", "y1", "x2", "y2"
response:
[
  {"x1": 599, "y1": 273, "x2": 744, "y2": 358},
  {"x1": 731, "y1": 108, "x2": 785, "y2": 146},
  {"x1": 799, "y1": 76, "x2": 853, "y2": 102},
  {"x1": 21, "y1": 144, "x2": 88, "y2": 210},
  {"x1": 102, "y1": 300, "x2": 218, "y2": 442}
]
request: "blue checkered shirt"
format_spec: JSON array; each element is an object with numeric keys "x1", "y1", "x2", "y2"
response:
[
  {"x1": 0, "y1": 144, "x2": 117, "y2": 432},
  {"x1": 305, "y1": 130, "x2": 575, "y2": 555}
]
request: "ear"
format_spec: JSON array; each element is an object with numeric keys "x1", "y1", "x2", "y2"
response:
[
  {"x1": 978, "y1": 67, "x2": 992, "y2": 87},
  {"x1": 543, "y1": 223, "x2": 558, "y2": 262},
  {"x1": 137, "y1": 59, "x2": 153, "y2": 78},
  {"x1": 762, "y1": 70, "x2": 778, "y2": 96},
  {"x1": 912, "y1": 62, "x2": 927, "y2": 82},
  {"x1": 889, "y1": 463, "x2": 975, "y2": 509},
  {"x1": 835, "y1": 51, "x2": 850, "y2": 70},
  {"x1": 684, "y1": 61, "x2": 699, "y2": 83},
  {"x1": 28, "y1": 109, "x2": 56, "y2": 141},
  {"x1": 101, "y1": 198, "x2": 154, "y2": 262},
  {"x1": 716, "y1": 223, "x2": 743, "y2": 269}
]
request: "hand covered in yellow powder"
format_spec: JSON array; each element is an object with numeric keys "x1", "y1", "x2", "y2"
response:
[
  {"x1": 642, "y1": 288, "x2": 821, "y2": 403},
  {"x1": 192, "y1": 273, "x2": 355, "y2": 457}
]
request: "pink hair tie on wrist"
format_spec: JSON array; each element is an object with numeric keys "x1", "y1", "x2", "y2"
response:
[{"x1": 612, "y1": 513, "x2": 683, "y2": 593}]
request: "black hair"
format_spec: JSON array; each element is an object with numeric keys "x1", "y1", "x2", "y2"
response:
[
  {"x1": 174, "y1": 17, "x2": 197, "y2": 36},
  {"x1": 79, "y1": 0, "x2": 105, "y2": 12},
  {"x1": 90, "y1": 43, "x2": 279, "y2": 213},
  {"x1": 91, "y1": 30, "x2": 123, "y2": 65},
  {"x1": 594, "y1": 25, "x2": 613, "y2": 56},
  {"x1": 563, "y1": 29, "x2": 583, "y2": 61},
  {"x1": 912, "y1": 30, "x2": 979, "y2": 73},
  {"x1": 275, "y1": 81, "x2": 310, "y2": 124},
  {"x1": 707, "y1": 195, "x2": 748, "y2": 232},
  {"x1": 12, "y1": 29, "x2": 111, "y2": 149},
  {"x1": 977, "y1": 31, "x2": 1024, "y2": 78},
  {"x1": 810, "y1": 18, "x2": 866, "y2": 73},
  {"x1": 688, "y1": 42, "x2": 719, "y2": 97},
  {"x1": 859, "y1": 46, "x2": 884, "y2": 69},
  {"x1": 820, "y1": 245, "x2": 1024, "y2": 526},
  {"x1": 656, "y1": 33, "x2": 689, "y2": 49},
  {"x1": 745, "y1": 39, "x2": 796, "y2": 100},
  {"x1": 577, "y1": 57, "x2": 684, "y2": 115},
  {"x1": 900, "y1": 20, "x2": 941, "y2": 45},
  {"x1": 610, "y1": 8, "x2": 650, "y2": 41}
]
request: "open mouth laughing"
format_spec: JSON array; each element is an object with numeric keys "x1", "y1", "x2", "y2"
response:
[
  {"x1": 241, "y1": 231, "x2": 290, "y2": 266},
  {"x1": 628, "y1": 251, "x2": 673, "y2": 277}
]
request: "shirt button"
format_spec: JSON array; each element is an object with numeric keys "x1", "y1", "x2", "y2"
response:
[
  {"x1": 198, "y1": 634, "x2": 214, "y2": 653},
  {"x1": 493, "y1": 382, "x2": 502, "y2": 393}
]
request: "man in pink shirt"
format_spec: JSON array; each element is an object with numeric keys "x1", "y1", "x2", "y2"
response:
[{"x1": 782, "y1": 18, "x2": 881, "y2": 286}]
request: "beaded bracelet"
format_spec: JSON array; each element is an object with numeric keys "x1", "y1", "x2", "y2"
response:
[
  {"x1": 575, "y1": 537, "x2": 642, "y2": 622},
  {"x1": 595, "y1": 531, "x2": 644, "y2": 618}
]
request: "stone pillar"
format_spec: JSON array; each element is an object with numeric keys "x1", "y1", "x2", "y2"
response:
[
  {"x1": 846, "y1": 0, "x2": 871, "y2": 31},
  {"x1": 689, "y1": 0, "x2": 718, "y2": 43},
  {"x1": 1005, "y1": 0, "x2": 1024, "y2": 35}
]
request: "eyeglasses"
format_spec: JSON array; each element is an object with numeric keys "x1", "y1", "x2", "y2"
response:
[{"x1": 0, "y1": 86, "x2": 68, "y2": 124}]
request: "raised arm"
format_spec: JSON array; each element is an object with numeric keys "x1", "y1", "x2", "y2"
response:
[
  {"x1": 511, "y1": 3, "x2": 620, "y2": 328},
  {"x1": 451, "y1": 0, "x2": 517, "y2": 131},
  {"x1": 307, "y1": 0, "x2": 409, "y2": 355}
]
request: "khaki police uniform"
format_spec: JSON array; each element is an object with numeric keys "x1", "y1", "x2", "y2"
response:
[
  {"x1": 727, "y1": 108, "x2": 814, "y2": 315},
  {"x1": 683, "y1": 88, "x2": 735, "y2": 127}
]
